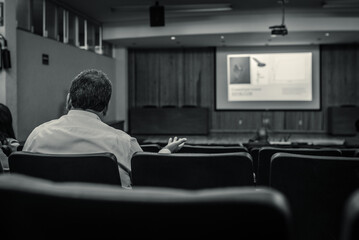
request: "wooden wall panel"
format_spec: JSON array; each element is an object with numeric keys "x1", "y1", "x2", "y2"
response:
[
  {"x1": 321, "y1": 45, "x2": 359, "y2": 131},
  {"x1": 182, "y1": 49, "x2": 208, "y2": 106},
  {"x1": 128, "y1": 45, "x2": 359, "y2": 133},
  {"x1": 322, "y1": 45, "x2": 359, "y2": 106},
  {"x1": 131, "y1": 50, "x2": 161, "y2": 106},
  {"x1": 158, "y1": 51, "x2": 182, "y2": 106}
]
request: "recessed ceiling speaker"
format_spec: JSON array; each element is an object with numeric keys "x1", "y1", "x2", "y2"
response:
[{"x1": 150, "y1": 2, "x2": 165, "y2": 27}]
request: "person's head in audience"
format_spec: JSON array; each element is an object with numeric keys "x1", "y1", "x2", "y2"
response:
[
  {"x1": 66, "y1": 69, "x2": 112, "y2": 119},
  {"x1": 0, "y1": 103, "x2": 15, "y2": 141},
  {"x1": 0, "y1": 103, "x2": 19, "y2": 156}
]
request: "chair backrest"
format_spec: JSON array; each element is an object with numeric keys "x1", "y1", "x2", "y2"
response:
[
  {"x1": 270, "y1": 153, "x2": 359, "y2": 240},
  {"x1": 0, "y1": 173, "x2": 293, "y2": 239},
  {"x1": 340, "y1": 148, "x2": 358, "y2": 157},
  {"x1": 178, "y1": 144, "x2": 248, "y2": 153},
  {"x1": 131, "y1": 152, "x2": 254, "y2": 189},
  {"x1": 140, "y1": 143, "x2": 162, "y2": 152},
  {"x1": 257, "y1": 146, "x2": 342, "y2": 186},
  {"x1": 340, "y1": 189, "x2": 359, "y2": 240},
  {"x1": 249, "y1": 147, "x2": 260, "y2": 175},
  {"x1": 8, "y1": 151, "x2": 121, "y2": 185}
]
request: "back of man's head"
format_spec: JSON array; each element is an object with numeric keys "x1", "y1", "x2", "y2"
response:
[{"x1": 69, "y1": 69, "x2": 112, "y2": 113}]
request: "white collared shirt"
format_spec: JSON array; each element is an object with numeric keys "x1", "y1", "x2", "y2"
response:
[{"x1": 23, "y1": 110, "x2": 143, "y2": 188}]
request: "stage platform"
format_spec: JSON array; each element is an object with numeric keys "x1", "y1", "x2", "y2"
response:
[{"x1": 134, "y1": 132, "x2": 359, "y2": 148}]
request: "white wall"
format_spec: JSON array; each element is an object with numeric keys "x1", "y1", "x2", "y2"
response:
[
  {"x1": 17, "y1": 30, "x2": 121, "y2": 141},
  {"x1": 0, "y1": 0, "x2": 18, "y2": 136},
  {"x1": 114, "y1": 48, "x2": 128, "y2": 131}
]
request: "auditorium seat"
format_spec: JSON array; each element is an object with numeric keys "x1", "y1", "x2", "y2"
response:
[
  {"x1": 140, "y1": 143, "x2": 162, "y2": 152},
  {"x1": 340, "y1": 148, "x2": 358, "y2": 157},
  {"x1": 340, "y1": 189, "x2": 359, "y2": 240},
  {"x1": 8, "y1": 151, "x2": 122, "y2": 185},
  {"x1": 178, "y1": 144, "x2": 248, "y2": 153},
  {"x1": 17, "y1": 142, "x2": 24, "y2": 151},
  {"x1": 0, "y1": 173, "x2": 292, "y2": 239},
  {"x1": 131, "y1": 152, "x2": 254, "y2": 189},
  {"x1": 257, "y1": 146, "x2": 342, "y2": 186},
  {"x1": 270, "y1": 153, "x2": 359, "y2": 240}
]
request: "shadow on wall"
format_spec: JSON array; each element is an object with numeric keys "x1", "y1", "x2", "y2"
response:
[{"x1": 58, "y1": 91, "x2": 68, "y2": 117}]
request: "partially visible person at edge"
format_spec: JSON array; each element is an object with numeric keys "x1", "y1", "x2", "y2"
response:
[
  {"x1": 22, "y1": 69, "x2": 187, "y2": 189},
  {"x1": 0, "y1": 103, "x2": 20, "y2": 170}
]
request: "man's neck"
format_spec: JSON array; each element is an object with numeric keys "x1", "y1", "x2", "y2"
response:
[{"x1": 70, "y1": 108, "x2": 104, "y2": 120}]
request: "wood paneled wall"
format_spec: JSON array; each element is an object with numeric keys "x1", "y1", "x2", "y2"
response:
[{"x1": 128, "y1": 45, "x2": 359, "y2": 133}]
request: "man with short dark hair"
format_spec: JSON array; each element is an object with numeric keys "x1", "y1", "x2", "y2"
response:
[{"x1": 23, "y1": 69, "x2": 186, "y2": 188}]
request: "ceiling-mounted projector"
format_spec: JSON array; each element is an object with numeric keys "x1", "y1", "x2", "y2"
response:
[
  {"x1": 269, "y1": 0, "x2": 288, "y2": 36},
  {"x1": 269, "y1": 25, "x2": 288, "y2": 36}
]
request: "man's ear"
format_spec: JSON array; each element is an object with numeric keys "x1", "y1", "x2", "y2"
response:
[
  {"x1": 102, "y1": 104, "x2": 109, "y2": 116},
  {"x1": 65, "y1": 93, "x2": 72, "y2": 111}
]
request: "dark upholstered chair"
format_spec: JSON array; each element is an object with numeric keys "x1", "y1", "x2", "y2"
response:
[
  {"x1": 178, "y1": 144, "x2": 248, "y2": 153},
  {"x1": 257, "y1": 147, "x2": 342, "y2": 186},
  {"x1": 270, "y1": 153, "x2": 359, "y2": 240},
  {"x1": 140, "y1": 143, "x2": 162, "y2": 152},
  {"x1": 340, "y1": 189, "x2": 359, "y2": 240},
  {"x1": 8, "y1": 151, "x2": 122, "y2": 185},
  {"x1": 340, "y1": 148, "x2": 358, "y2": 157},
  {"x1": 131, "y1": 152, "x2": 254, "y2": 189},
  {"x1": 0, "y1": 173, "x2": 293, "y2": 239}
]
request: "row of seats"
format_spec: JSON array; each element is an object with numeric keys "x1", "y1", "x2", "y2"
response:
[
  {"x1": 5, "y1": 151, "x2": 254, "y2": 189},
  {"x1": 3, "y1": 145, "x2": 359, "y2": 240},
  {"x1": 140, "y1": 143, "x2": 248, "y2": 153},
  {"x1": 7, "y1": 146, "x2": 357, "y2": 190},
  {"x1": 1, "y1": 171, "x2": 358, "y2": 240},
  {"x1": 141, "y1": 143, "x2": 359, "y2": 185}
]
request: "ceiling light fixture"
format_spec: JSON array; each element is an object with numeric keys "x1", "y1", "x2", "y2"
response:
[
  {"x1": 111, "y1": 3, "x2": 232, "y2": 13},
  {"x1": 322, "y1": 0, "x2": 359, "y2": 8},
  {"x1": 269, "y1": 0, "x2": 288, "y2": 37},
  {"x1": 167, "y1": 3, "x2": 232, "y2": 13}
]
